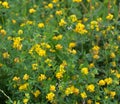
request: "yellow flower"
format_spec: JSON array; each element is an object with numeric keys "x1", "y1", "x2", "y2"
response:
[
  {"x1": 56, "y1": 72, "x2": 63, "y2": 79},
  {"x1": 2, "y1": 1, "x2": 9, "y2": 8},
  {"x1": 29, "y1": 8, "x2": 36, "y2": 14},
  {"x1": 65, "y1": 87, "x2": 73, "y2": 96},
  {"x1": 106, "y1": 13, "x2": 113, "y2": 20},
  {"x1": 69, "y1": 42, "x2": 76, "y2": 48},
  {"x1": 52, "y1": 0, "x2": 58, "y2": 3},
  {"x1": 59, "y1": 19, "x2": 66, "y2": 26},
  {"x1": 19, "y1": 83, "x2": 29, "y2": 91},
  {"x1": 81, "y1": 67, "x2": 88, "y2": 75},
  {"x1": 0, "y1": 29, "x2": 6, "y2": 36},
  {"x1": 98, "y1": 80, "x2": 105, "y2": 86},
  {"x1": 46, "y1": 92, "x2": 55, "y2": 101},
  {"x1": 87, "y1": 99, "x2": 92, "y2": 104},
  {"x1": 93, "y1": 54, "x2": 99, "y2": 59},
  {"x1": 2, "y1": 52, "x2": 10, "y2": 59},
  {"x1": 14, "y1": 57, "x2": 20, "y2": 63},
  {"x1": 111, "y1": 61, "x2": 116, "y2": 67},
  {"x1": 48, "y1": 3, "x2": 53, "y2": 9},
  {"x1": 23, "y1": 98, "x2": 29, "y2": 104},
  {"x1": 70, "y1": 15, "x2": 77, "y2": 22},
  {"x1": 38, "y1": 74, "x2": 46, "y2": 81},
  {"x1": 32, "y1": 63, "x2": 38, "y2": 70},
  {"x1": 13, "y1": 37, "x2": 23, "y2": 50},
  {"x1": 80, "y1": 92, "x2": 87, "y2": 99},
  {"x1": 23, "y1": 74, "x2": 29, "y2": 80},
  {"x1": 73, "y1": 0, "x2": 82, "y2": 3},
  {"x1": 104, "y1": 77, "x2": 112, "y2": 85},
  {"x1": 92, "y1": 45, "x2": 100, "y2": 55},
  {"x1": 86, "y1": 84, "x2": 95, "y2": 92},
  {"x1": 73, "y1": 87, "x2": 79, "y2": 95},
  {"x1": 110, "y1": 91, "x2": 116, "y2": 98},
  {"x1": 33, "y1": 90, "x2": 41, "y2": 97},
  {"x1": 74, "y1": 23, "x2": 87, "y2": 34},
  {"x1": 55, "y1": 44, "x2": 63, "y2": 50},
  {"x1": 89, "y1": 63, "x2": 94, "y2": 68},
  {"x1": 13, "y1": 76, "x2": 20, "y2": 81},
  {"x1": 56, "y1": 10, "x2": 62, "y2": 15},
  {"x1": 38, "y1": 23, "x2": 45, "y2": 28},
  {"x1": 18, "y1": 30, "x2": 23, "y2": 35},
  {"x1": 50, "y1": 85, "x2": 56, "y2": 92},
  {"x1": 110, "y1": 52, "x2": 116, "y2": 58},
  {"x1": 0, "y1": 63, "x2": 3, "y2": 67},
  {"x1": 12, "y1": 19, "x2": 16, "y2": 24}
]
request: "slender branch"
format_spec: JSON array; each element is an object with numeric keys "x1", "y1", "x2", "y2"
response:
[{"x1": 0, "y1": 89, "x2": 13, "y2": 103}]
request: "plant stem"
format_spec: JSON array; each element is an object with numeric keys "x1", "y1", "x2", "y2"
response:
[{"x1": 0, "y1": 89, "x2": 13, "y2": 103}]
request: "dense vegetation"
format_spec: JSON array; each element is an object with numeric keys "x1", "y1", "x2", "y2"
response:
[{"x1": 0, "y1": 0, "x2": 120, "y2": 104}]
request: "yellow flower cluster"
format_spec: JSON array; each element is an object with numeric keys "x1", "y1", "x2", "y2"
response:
[
  {"x1": 33, "y1": 90, "x2": 41, "y2": 97},
  {"x1": 29, "y1": 44, "x2": 46, "y2": 57},
  {"x1": 86, "y1": 84, "x2": 95, "y2": 92},
  {"x1": 12, "y1": 37, "x2": 23, "y2": 50},
  {"x1": 19, "y1": 83, "x2": 29, "y2": 91},
  {"x1": 52, "y1": 34, "x2": 63, "y2": 40},
  {"x1": 65, "y1": 86, "x2": 79, "y2": 96},
  {"x1": 2, "y1": 52, "x2": 10, "y2": 59},
  {"x1": 56, "y1": 61, "x2": 67, "y2": 79},
  {"x1": 81, "y1": 67, "x2": 89, "y2": 75},
  {"x1": 106, "y1": 13, "x2": 113, "y2": 20},
  {"x1": 2, "y1": 1, "x2": 9, "y2": 8},
  {"x1": 29, "y1": 8, "x2": 36, "y2": 14},
  {"x1": 46, "y1": 92, "x2": 55, "y2": 102},
  {"x1": 59, "y1": 19, "x2": 67, "y2": 26},
  {"x1": 73, "y1": 0, "x2": 82, "y2": 3},
  {"x1": 80, "y1": 92, "x2": 87, "y2": 99},
  {"x1": 92, "y1": 45, "x2": 100, "y2": 59},
  {"x1": 74, "y1": 23, "x2": 87, "y2": 34},
  {"x1": 38, "y1": 74, "x2": 46, "y2": 81},
  {"x1": 0, "y1": 29, "x2": 6, "y2": 36},
  {"x1": 90, "y1": 21, "x2": 99, "y2": 31}
]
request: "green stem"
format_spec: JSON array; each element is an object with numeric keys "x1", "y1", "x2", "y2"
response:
[{"x1": 0, "y1": 89, "x2": 13, "y2": 103}]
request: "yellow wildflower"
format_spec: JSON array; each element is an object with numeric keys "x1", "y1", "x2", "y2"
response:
[
  {"x1": 38, "y1": 23, "x2": 45, "y2": 28},
  {"x1": 2, "y1": 52, "x2": 10, "y2": 59},
  {"x1": 48, "y1": 3, "x2": 53, "y2": 9},
  {"x1": 46, "y1": 92, "x2": 55, "y2": 101},
  {"x1": 73, "y1": 0, "x2": 82, "y2": 3},
  {"x1": 32, "y1": 63, "x2": 38, "y2": 70},
  {"x1": 55, "y1": 44, "x2": 63, "y2": 50},
  {"x1": 56, "y1": 10, "x2": 62, "y2": 15},
  {"x1": 29, "y1": 8, "x2": 36, "y2": 14},
  {"x1": 23, "y1": 98, "x2": 29, "y2": 104},
  {"x1": 59, "y1": 19, "x2": 66, "y2": 26},
  {"x1": 50, "y1": 85, "x2": 56, "y2": 92},
  {"x1": 86, "y1": 84, "x2": 95, "y2": 92},
  {"x1": 56, "y1": 72, "x2": 63, "y2": 79},
  {"x1": 38, "y1": 74, "x2": 46, "y2": 81},
  {"x1": 19, "y1": 83, "x2": 29, "y2": 91},
  {"x1": 0, "y1": 29, "x2": 6, "y2": 36},
  {"x1": 104, "y1": 77, "x2": 112, "y2": 85},
  {"x1": 69, "y1": 42, "x2": 76, "y2": 48},
  {"x1": 81, "y1": 67, "x2": 88, "y2": 75},
  {"x1": 110, "y1": 91, "x2": 116, "y2": 98},
  {"x1": 98, "y1": 80, "x2": 105, "y2": 86},
  {"x1": 33, "y1": 90, "x2": 41, "y2": 97},
  {"x1": 110, "y1": 52, "x2": 116, "y2": 58},
  {"x1": 23, "y1": 74, "x2": 29, "y2": 80},
  {"x1": 106, "y1": 13, "x2": 113, "y2": 20},
  {"x1": 18, "y1": 30, "x2": 23, "y2": 35},
  {"x1": 2, "y1": 1, "x2": 9, "y2": 8},
  {"x1": 80, "y1": 92, "x2": 87, "y2": 99}
]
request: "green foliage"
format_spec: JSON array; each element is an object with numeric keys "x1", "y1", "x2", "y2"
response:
[{"x1": 0, "y1": 0, "x2": 120, "y2": 104}]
